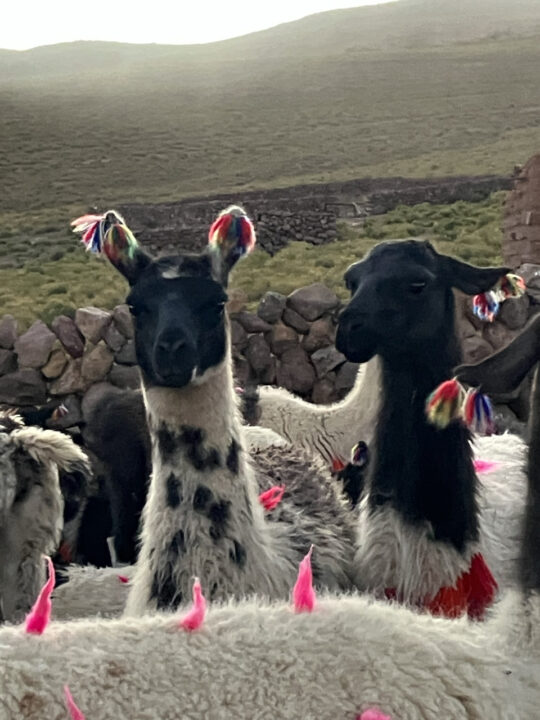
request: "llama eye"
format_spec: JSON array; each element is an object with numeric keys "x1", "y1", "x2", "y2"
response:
[{"x1": 409, "y1": 282, "x2": 426, "y2": 295}]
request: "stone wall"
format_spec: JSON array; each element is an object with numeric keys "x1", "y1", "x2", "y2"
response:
[
  {"x1": 116, "y1": 173, "x2": 511, "y2": 257},
  {"x1": 1, "y1": 271, "x2": 539, "y2": 431},
  {"x1": 503, "y1": 154, "x2": 540, "y2": 267}
]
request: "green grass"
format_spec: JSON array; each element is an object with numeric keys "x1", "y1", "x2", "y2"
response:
[{"x1": 0, "y1": 194, "x2": 504, "y2": 327}]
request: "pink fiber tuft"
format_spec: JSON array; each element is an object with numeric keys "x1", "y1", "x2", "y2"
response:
[
  {"x1": 357, "y1": 710, "x2": 392, "y2": 720},
  {"x1": 64, "y1": 686, "x2": 86, "y2": 720},
  {"x1": 259, "y1": 485, "x2": 285, "y2": 511},
  {"x1": 118, "y1": 575, "x2": 130, "y2": 584},
  {"x1": 474, "y1": 459, "x2": 501, "y2": 474},
  {"x1": 293, "y1": 546, "x2": 316, "y2": 613},
  {"x1": 25, "y1": 556, "x2": 55, "y2": 634},
  {"x1": 179, "y1": 578, "x2": 207, "y2": 631}
]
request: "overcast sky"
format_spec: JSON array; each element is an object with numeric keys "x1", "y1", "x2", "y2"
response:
[{"x1": 2, "y1": 0, "x2": 392, "y2": 51}]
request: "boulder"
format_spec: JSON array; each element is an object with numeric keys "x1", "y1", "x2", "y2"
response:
[
  {"x1": 104, "y1": 322, "x2": 127, "y2": 353},
  {"x1": 51, "y1": 315, "x2": 85, "y2": 358},
  {"x1": 75, "y1": 307, "x2": 112, "y2": 344},
  {"x1": 81, "y1": 341, "x2": 115, "y2": 383},
  {"x1": 108, "y1": 363, "x2": 141, "y2": 390},
  {"x1": 518, "y1": 264, "x2": 540, "y2": 304},
  {"x1": 335, "y1": 362, "x2": 359, "y2": 393},
  {"x1": 0, "y1": 315, "x2": 18, "y2": 350},
  {"x1": 311, "y1": 346, "x2": 347, "y2": 379},
  {"x1": 312, "y1": 377, "x2": 338, "y2": 404},
  {"x1": 282, "y1": 308, "x2": 310, "y2": 334},
  {"x1": 257, "y1": 292, "x2": 286, "y2": 324},
  {"x1": 112, "y1": 304, "x2": 134, "y2": 339},
  {"x1": 482, "y1": 322, "x2": 517, "y2": 353},
  {"x1": 276, "y1": 347, "x2": 315, "y2": 395},
  {"x1": 49, "y1": 359, "x2": 86, "y2": 396},
  {"x1": 302, "y1": 316, "x2": 335, "y2": 353},
  {"x1": 41, "y1": 346, "x2": 68, "y2": 379},
  {"x1": 461, "y1": 336, "x2": 497, "y2": 364},
  {"x1": 116, "y1": 340, "x2": 137, "y2": 365},
  {"x1": 230, "y1": 320, "x2": 248, "y2": 351},
  {"x1": 232, "y1": 355, "x2": 251, "y2": 387},
  {"x1": 0, "y1": 369, "x2": 47, "y2": 405},
  {"x1": 233, "y1": 311, "x2": 272, "y2": 334},
  {"x1": 245, "y1": 335, "x2": 273, "y2": 375},
  {"x1": 498, "y1": 295, "x2": 530, "y2": 330},
  {"x1": 0, "y1": 349, "x2": 17, "y2": 376},
  {"x1": 14, "y1": 320, "x2": 56, "y2": 368},
  {"x1": 286, "y1": 283, "x2": 339, "y2": 322},
  {"x1": 266, "y1": 322, "x2": 298, "y2": 356}
]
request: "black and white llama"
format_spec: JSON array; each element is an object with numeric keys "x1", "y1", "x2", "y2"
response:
[
  {"x1": 336, "y1": 239, "x2": 508, "y2": 618},
  {"x1": 71, "y1": 207, "x2": 354, "y2": 615}
]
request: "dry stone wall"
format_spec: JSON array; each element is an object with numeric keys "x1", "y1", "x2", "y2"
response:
[{"x1": 503, "y1": 154, "x2": 540, "y2": 267}]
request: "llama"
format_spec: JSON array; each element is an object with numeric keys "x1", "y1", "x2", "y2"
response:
[
  {"x1": 0, "y1": 411, "x2": 91, "y2": 623},
  {"x1": 66, "y1": 206, "x2": 355, "y2": 617},
  {"x1": 336, "y1": 239, "x2": 512, "y2": 617}
]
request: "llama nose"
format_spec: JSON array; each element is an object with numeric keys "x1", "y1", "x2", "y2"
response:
[{"x1": 157, "y1": 337, "x2": 187, "y2": 356}]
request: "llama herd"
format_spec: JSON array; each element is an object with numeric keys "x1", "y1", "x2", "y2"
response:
[{"x1": 1, "y1": 205, "x2": 540, "y2": 719}]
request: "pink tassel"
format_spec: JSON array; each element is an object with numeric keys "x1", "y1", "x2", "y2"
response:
[
  {"x1": 259, "y1": 485, "x2": 285, "y2": 511},
  {"x1": 25, "y1": 556, "x2": 55, "y2": 634},
  {"x1": 474, "y1": 459, "x2": 501, "y2": 474},
  {"x1": 357, "y1": 710, "x2": 392, "y2": 720},
  {"x1": 293, "y1": 546, "x2": 316, "y2": 613},
  {"x1": 179, "y1": 578, "x2": 207, "y2": 631},
  {"x1": 118, "y1": 575, "x2": 130, "y2": 584},
  {"x1": 64, "y1": 686, "x2": 86, "y2": 720}
]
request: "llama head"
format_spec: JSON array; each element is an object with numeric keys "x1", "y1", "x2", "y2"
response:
[
  {"x1": 73, "y1": 206, "x2": 255, "y2": 388},
  {"x1": 336, "y1": 239, "x2": 508, "y2": 364}
]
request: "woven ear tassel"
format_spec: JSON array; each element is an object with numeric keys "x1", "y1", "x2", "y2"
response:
[
  {"x1": 208, "y1": 206, "x2": 256, "y2": 259},
  {"x1": 499, "y1": 273, "x2": 526, "y2": 299},
  {"x1": 472, "y1": 291, "x2": 499, "y2": 322},
  {"x1": 473, "y1": 273, "x2": 525, "y2": 322},
  {"x1": 425, "y1": 379, "x2": 466, "y2": 428},
  {"x1": 71, "y1": 210, "x2": 138, "y2": 263},
  {"x1": 463, "y1": 388, "x2": 495, "y2": 435}
]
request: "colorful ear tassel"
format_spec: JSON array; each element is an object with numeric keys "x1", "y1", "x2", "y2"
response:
[
  {"x1": 425, "y1": 379, "x2": 494, "y2": 434},
  {"x1": 208, "y1": 205, "x2": 256, "y2": 260},
  {"x1": 71, "y1": 210, "x2": 139, "y2": 264},
  {"x1": 473, "y1": 273, "x2": 526, "y2": 322}
]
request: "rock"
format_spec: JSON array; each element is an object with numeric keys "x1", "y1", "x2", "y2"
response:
[
  {"x1": 226, "y1": 288, "x2": 248, "y2": 314},
  {"x1": 456, "y1": 314, "x2": 479, "y2": 341},
  {"x1": 0, "y1": 349, "x2": 17, "y2": 376},
  {"x1": 232, "y1": 356, "x2": 251, "y2": 387},
  {"x1": 230, "y1": 320, "x2": 248, "y2": 350},
  {"x1": 49, "y1": 359, "x2": 86, "y2": 396},
  {"x1": 257, "y1": 292, "x2": 286, "y2": 324},
  {"x1": 116, "y1": 340, "x2": 137, "y2": 365},
  {"x1": 302, "y1": 316, "x2": 336, "y2": 353},
  {"x1": 14, "y1": 320, "x2": 56, "y2": 368},
  {"x1": 335, "y1": 361, "x2": 359, "y2": 393},
  {"x1": 109, "y1": 363, "x2": 141, "y2": 389},
  {"x1": 0, "y1": 369, "x2": 47, "y2": 405},
  {"x1": 311, "y1": 345, "x2": 347, "y2": 379},
  {"x1": 104, "y1": 322, "x2": 127, "y2": 352},
  {"x1": 48, "y1": 395, "x2": 82, "y2": 429},
  {"x1": 461, "y1": 336, "x2": 497, "y2": 364},
  {"x1": 245, "y1": 335, "x2": 273, "y2": 374},
  {"x1": 282, "y1": 307, "x2": 310, "y2": 334},
  {"x1": 287, "y1": 283, "x2": 339, "y2": 322},
  {"x1": 112, "y1": 305, "x2": 134, "y2": 339},
  {"x1": 498, "y1": 295, "x2": 530, "y2": 330},
  {"x1": 51, "y1": 315, "x2": 85, "y2": 358},
  {"x1": 82, "y1": 341, "x2": 115, "y2": 383},
  {"x1": 266, "y1": 322, "x2": 298, "y2": 356},
  {"x1": 276, "y1": 347, "x2": 315, "y2": 395},
  {"x1": 517, "y1": 264, "x2": 540, "y2": 304},
  {"x1": 75, "y1": 307, "x2": 112, "y2": 345},
  {"x1": 0, "y1": 315, "x2": 18, "y2": 349},
  {"x1": 482, "y1": 322, "x2": 517, "y2": 353},
  {"x1": 233, "y1": 311, "x2": 272, "y2": 334},
  {"x1": 41, "y1": 346, "x2": 68, "y2": 379},
  {"x1": 312, "y1": 377, "x2": 338, "y2": 404}
]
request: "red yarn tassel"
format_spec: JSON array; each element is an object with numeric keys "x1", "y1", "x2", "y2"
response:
[{"x1": 259, "y1": 485, "x2": 285, "y2": 511}]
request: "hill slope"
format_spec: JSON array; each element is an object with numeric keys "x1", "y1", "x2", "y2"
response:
[{"x1": 1, "y1": 0, "x2": 540, "y2": 216}]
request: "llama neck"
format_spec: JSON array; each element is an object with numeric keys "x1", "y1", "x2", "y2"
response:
[{"x1": 369, "y1": 341, "x2": 479, "y2": 552}]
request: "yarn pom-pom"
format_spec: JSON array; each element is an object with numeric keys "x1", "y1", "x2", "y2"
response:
[
  {"x1": 118, "y1": 575, "x2": 130, "y2": 584},
  {"x1": 25, "y1": 556, "x2": 55, "y2": 634},
  {"x1": 71, "y1": 210, "x2": 139, "y2": 264},
  {"x1": 208, "y1": 205, "x2": 256, "y2": 260},
  {"x1": 179, "y1": 578, "x2": 207, "y2": 631},
  {"x1": 64, "y1": 685, "x2": 86, "y2": 720},
  {"x1": 293, "y1": 546, "x2": 316, "y2": 613},
  {"x1": 425, "y1": 379, "x2": 466, "y2": 429},
  {"x1": 463, "y1": 388, "x2": 495, "y2": 435},
  {"x1": 473, "y1": 272, "x2": 525, "y2": 322},
  {"x1": 472, "y1": 291, "x2": 499, "y2": 322},
  {"x1": 499, "y1": 272, "x2": 526, "y2": 299},
  {"x1": 473, "y1": 459, "x2": 501, "y2": 474},
  {"x1": 259, "y1": 485, "x2": 286, "y2": 511},
  {"x1": 357, "y1": 711, "x2": 392, "y2": 720}
]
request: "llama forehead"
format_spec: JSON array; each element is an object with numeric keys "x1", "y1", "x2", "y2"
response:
[
  {"x1": 129, "y1": 257, "x2": 226, "y2": 306},
  {"x1": 347, "y1": 241, "x2": 440, "y2": 282}
]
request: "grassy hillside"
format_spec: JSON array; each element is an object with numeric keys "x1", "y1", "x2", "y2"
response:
[
  {"x1": 1, "y1": 0, "x2": 539, "y2": 217},
  {"x1": 0, "y1": 194, "x2": 505, "y2": 328}
]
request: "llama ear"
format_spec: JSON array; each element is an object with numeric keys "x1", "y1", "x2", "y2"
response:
[
  {"x1": 456, "y1": 315, "x2": 540, "y2": 394},
  {"x1": 71, "y1": 210, "x2": 152, "y2": 285},
  {"x1": 438, "y1": 255, "x2": 511, "y2": 295},
  {"x1": 207, "y1": 205, "x2": 256, "y2": 285}
]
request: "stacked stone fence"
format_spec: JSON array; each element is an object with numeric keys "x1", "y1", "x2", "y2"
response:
[{"x1": 1, "y1": 266, "x2": 540, "y2": 434}]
